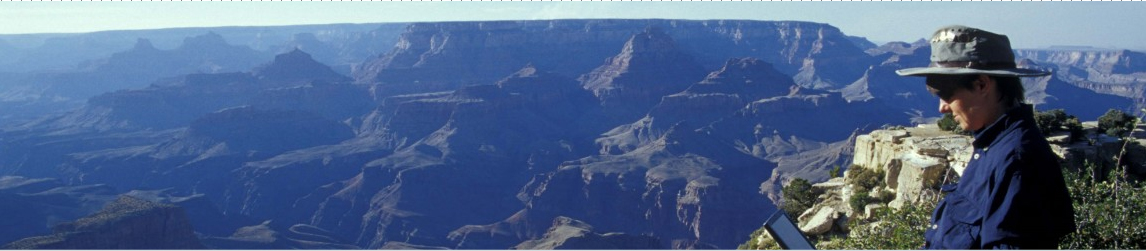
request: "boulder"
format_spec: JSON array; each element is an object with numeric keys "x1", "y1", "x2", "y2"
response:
[{"x1": 798, "y1": 206, "x2": 839, "y2": 235}]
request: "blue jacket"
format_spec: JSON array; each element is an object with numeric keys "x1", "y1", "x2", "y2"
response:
[{"x1": 924, "y1": 104, "x2": 1075, "y2": 249}]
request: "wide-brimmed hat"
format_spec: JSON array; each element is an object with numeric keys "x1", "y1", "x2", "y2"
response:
[{"x1": 896, "y1": 25, "x2": 1050, "y2": 77}]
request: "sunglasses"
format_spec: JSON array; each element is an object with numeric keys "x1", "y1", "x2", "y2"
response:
[{"x1": 925, "y1": 75, "x2": 978, "y2": 101}]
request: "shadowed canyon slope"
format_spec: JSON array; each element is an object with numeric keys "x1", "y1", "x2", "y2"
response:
[{"x1": 2, "y1": 19, "x2": 1145, "y2": 249}]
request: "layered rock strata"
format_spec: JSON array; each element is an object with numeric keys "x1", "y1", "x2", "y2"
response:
[{"x1": 3, "y1": 196, "x2": 203, "y2": 249}]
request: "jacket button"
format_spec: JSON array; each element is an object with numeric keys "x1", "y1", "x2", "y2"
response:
[
  {"x1": 973, "y1": 153, "x2": 980, "y2": 160},
  {"x1": 932, "y1": 224, "x2": 938, "y2": 230}
]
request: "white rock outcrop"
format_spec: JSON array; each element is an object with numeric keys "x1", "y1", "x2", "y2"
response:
[
  {"x1": 851, "y1": 125, "x2": 973, "y2": 208},
  {"x1": 798, "y1": 206, "x2": 839, "y2": 235}
]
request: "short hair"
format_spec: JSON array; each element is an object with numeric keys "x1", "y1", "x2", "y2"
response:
[{"x1": 993, "y1": 76, "x2": 1025, "y2": 105}]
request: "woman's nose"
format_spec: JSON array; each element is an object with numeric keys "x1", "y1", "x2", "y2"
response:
[{"x1": 939, "y1": 99, "x2": 952, "y2": 114}]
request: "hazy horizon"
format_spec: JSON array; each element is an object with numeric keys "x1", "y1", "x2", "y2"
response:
[{"x1": 2, "y1": 1, "x2": 1145, "y2": 51}]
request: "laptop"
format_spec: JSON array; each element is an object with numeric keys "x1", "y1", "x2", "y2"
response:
[{"x1": 763, "y1": 211, "x2": 816, "y2": 250}]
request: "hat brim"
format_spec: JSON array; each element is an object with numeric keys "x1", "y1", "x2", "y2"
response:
[{"x1": 896, "y1": 67, "x2": 1050, "y2": 77}]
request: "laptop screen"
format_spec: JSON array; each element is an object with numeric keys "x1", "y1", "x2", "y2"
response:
[{"x1": 763, "y1": 211, "x2": 816, "y2": 250}]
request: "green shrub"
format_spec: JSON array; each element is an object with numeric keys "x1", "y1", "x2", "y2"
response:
[
  {"x1": 818, "y1": 199, "x2": 936, "y2": 250},
  {"x1": 1059, "y1": 163, "x2": 1146, "y2": 249},
  {"x1": 1034, "y1": 109, "x2": 1085, "y2": 142},
  {"x1": 1097, "y1": 109, "x2": 1137, "y2": 137},
  {"x1": 849, "y1": 190, "x2": 895, "y2": 213},
  {"x1": 1035, "y1": 109, "x2": 1080, "y2": 134},
  {"x1": 781, "y1": 178, "x2": 817, "y2": 221},
  {"x1": 871, "y1": 189, "x2": 896, "y2": 203},
  {"x1": 1035, "y1": 109, "x2": 1068, "y2": 134},
  {"x1": 844, "y1": 166, "x2": 889, "y2": 213},
  {"x1": 849, "y1": 191, "x2": 872, "y2": 213},
  {"x1": 829, "y1": 165, "x2": 842, "y2": 179},
  {"x1": 846, "y1": 166, "x2": 885, "y2": 194},
  {"x1": 1065, "y1": 117, "x2": 1085, "y2": 142},
  {"x1": 937, "y1": 113, "x2": 962, "y2": 132}
]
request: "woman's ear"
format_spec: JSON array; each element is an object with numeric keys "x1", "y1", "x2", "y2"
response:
[{"x1": 973, "y1": 74, "x2": 993, "y2": 93}]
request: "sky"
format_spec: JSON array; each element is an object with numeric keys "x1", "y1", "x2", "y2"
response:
[{"x1": 1, "y1": 1, "x2": 1144, "y2": 50}]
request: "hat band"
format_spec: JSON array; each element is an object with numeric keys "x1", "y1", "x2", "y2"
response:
[{"x1": 930, "y1": 61, "x2": 1017, "y2": 70}]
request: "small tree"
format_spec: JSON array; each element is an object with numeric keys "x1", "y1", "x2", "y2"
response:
[
  {"x1": 1035, "y1": 109, "x2": 1084, "y2": 142},
  {"x1": 1035, "y1": 109, "x2": 1069, "y2": 134},
  {"x1": 937, "y1": 113, "x2": 960, "y2": 132},
  {"x1": 782, "y1": 178, "x2": 817, "y2": 220},
  {"x1": 846, "y1": 166, "x2": 888, "y2": 212},
  {"x1": 818, "y1": 200, "x2": 937, "y2": 250},
  {"x1": 829, "y1": 165, "x2": 842, "y2": 179},
  {"x1": 846, "y1": 166, "x2": 885, "y2": 193},
  {"x1": 1060, "y1": 162, "x2": 1146, "y2": 249},
  {"x1": 1065, "y1": 117, "x2": 1085, "y2": 142},
  {"x1": 936, "y1": 113, "x2": 970, "y2": 135},
  {"x1": 1098, "y1": 109, "x2": 1137, "y2": 137}
]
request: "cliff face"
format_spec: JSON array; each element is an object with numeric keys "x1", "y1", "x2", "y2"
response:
[
  {"x1": 3, "y1": 196, "x2": 203, "y2": 249},
  {"x1": 580, "y1": 27, "x2": 708, "y2": 120},
  {"x1": 452, "y1": 123, "x2": 775, "y2": 249},
  {"x1": 223, "y1": 65, "x2": 607, "y2": 249},
  {"x1": 850, "y1": 127, "x2": 972, "y2": 208},
  {"x1": 0, "y1": 177, "x2": 119, "y2": 245},
  {"x1": 12, "y1": 47, "x2": 352, "y2": 133},
  {"x1": 1016, "y1": 49, "x2": 1146, "y2": 76},
  {"x1": 354, "y1": 20, "x2": 870, "y2": 95},
  {"x1": 1015, "y1": 50, "x2": 1146, "y2": 104}
]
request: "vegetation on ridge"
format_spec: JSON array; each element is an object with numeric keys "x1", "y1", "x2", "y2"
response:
[{"x1": 1098, "y1": 108, "x2": 1137, "y2": 137}]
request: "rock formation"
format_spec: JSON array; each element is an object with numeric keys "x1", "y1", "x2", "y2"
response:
[
  {"x1": 252, "y1": 48, "x2": 350, "y2": 83},
  {"x1": 580, "y1": 27, "x2": 708, "y2": 120},
  {"x1": 850, "y1": 126, "x2": 972, "y2": 208},
  {"x1": 0, "y1": 177, "x2": 119, "y2": 245},
  {"x1": 596, "y1": 57, "x2": 795, "y2": 155},
  {"x1": 3, "y1": 196, "x2": 203, "y2": 249},
  {"x1": 200, "y1": 221, "x2": 359, "y2": 249},
  {"x1": 512, "y1": 216, "x2": 663, "y2": 249},
  {"x1": 353, "y1": 20, "x2": 871, "y2": 95}
]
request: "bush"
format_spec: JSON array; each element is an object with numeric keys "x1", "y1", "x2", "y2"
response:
[
  {"x1": 819, "y1": 199, "x2": 936, "y2": 249},
  {"x1": 846, "y1": 166, "x2": 885, "y2": 194},
  {"x1": 1059, "y1": 163, "x2": 1146, "y2": 249},
  {"x1": 844, "y1": 166, "x2": 889, "y2": 213},
  {"x1": 829, "y1": 165, "x2": 842, "y2": 179},
  {"x1": 1065, "y1": 117, "x2": 1085, "y2": 142},
  {"x1": 937, "y1": 113, "x2": 960, "y2": 132},
  {"x1": 849, "y1": 191, "x2": 872, "y2": 213},
  {"x1": 1035, "y1": 109, "x2": 1085, "y2": 143},
  {"x1": 849, "y1": 190, "x2": 895, "y2": 213},
  {"x1": 1097, "y1": 109, "x2": 1137, "y2": 137},
  {"x1": 781, "y1": 178, "x2": 817, "y2": 220},
  {"x1": 1035, "y1": 109, "x2": 1069, "y2": 134}
]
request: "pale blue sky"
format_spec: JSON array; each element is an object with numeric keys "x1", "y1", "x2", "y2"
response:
[{"x1": 2, "y1": 1, "x2": 1144, "y2": 50}]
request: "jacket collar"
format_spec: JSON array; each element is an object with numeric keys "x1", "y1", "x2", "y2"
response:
[{"x1": 972, "y1": 103, "x2": 1033, "y2": 149}]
